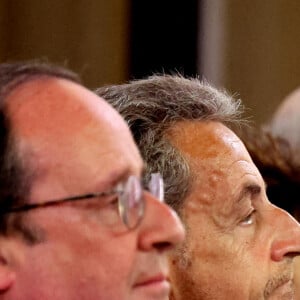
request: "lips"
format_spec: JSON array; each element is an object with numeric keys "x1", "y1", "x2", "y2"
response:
[
  {"x1": 272, "y1": 279, "x2": 294, "y2": 299},
  {"x1": 264, "y1": 275, "x2": 294, "y2": 298},
  {"x1": 133, "y1": 273, "x2": 171, "y2": 298},
  {"x1": 133, "y1": 262, "x2": 171, "y2": 297},
  {"x1": 134, "y1": 273, "x2": 169, "y2": 287}
]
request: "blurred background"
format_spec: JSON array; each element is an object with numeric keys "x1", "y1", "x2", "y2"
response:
[{"x1": 1, "y1": 0, "x2": 300, "y2": 124}]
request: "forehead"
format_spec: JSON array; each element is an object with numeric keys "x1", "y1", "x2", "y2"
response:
[
  {"x1": 167, "y1": 120, "x2": 253, "y2": 167},
  {"x1": 166, "y1": 120, "x2": 263, "y2": 203},
  {"x1": 6, "y1": 77, "x2": 126, "y2": 137},
  {"x1": 5, "y1": 78, "x2": 142, "y2": 192}
]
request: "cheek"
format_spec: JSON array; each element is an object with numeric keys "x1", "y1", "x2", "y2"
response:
[
  {"x1": 27, "y1": 210, "x2": 138, "y2": 290},
  {"x1": 46, "y1": 220, "x2": 137, "y2": 276},
  {"x1": 168, "y1": 233, "x2": 253, "y2": 299},
  {"x1": 182, "y1": 212, "x2": 251, "y2": 272},
  {"x1": 188, "y1": 229, "x2": 241, "y2": 266},
  {"x1": 16, "y1": 232, "x2": 138, "y2": 299}
]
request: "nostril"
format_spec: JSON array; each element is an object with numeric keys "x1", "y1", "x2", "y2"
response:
[
  {"x1": 153, "y1": 241, "x2": 173, "y2": 253},
  {"x1": 286, "y1": 252, "x2": 300, "y2": 259}
]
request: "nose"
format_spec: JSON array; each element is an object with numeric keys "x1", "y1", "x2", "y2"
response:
[
  {"x1": 271, "y1": 206, "x2": 300, "y2": 261},
  {"x1": 137, "y1": 192, "x2": 185, "y2": 252}
]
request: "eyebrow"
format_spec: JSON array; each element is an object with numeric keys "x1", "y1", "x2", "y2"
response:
[
  {"x1": 98, "y1": 163, "x2": 145, "y2": 191},
  {"x1": 235, "y1": 183, "x2": 262, "y2": 204},
  {"x1": 101, "y1": 169, "x2": 131, "y2": 190}
]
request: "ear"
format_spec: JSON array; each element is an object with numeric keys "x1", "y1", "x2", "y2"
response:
[
  {"x1": 0, "y1": 259, "x2": 15, "y2": 291},
  {"x1": 0, "y1": 241, "x2": 16, "y2": 292}
]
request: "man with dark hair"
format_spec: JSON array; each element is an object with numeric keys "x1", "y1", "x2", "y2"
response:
[
  {"x1": 0, "y1": 62, "x2": 184, "y2": 299},
  {"x1": 96, "y1": 75, "x2": 300, "y2": 299}
]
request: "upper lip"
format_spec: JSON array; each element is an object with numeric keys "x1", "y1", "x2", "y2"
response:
[{"x1": 134, "y1": 273, "x2": 168, "y2": 287}]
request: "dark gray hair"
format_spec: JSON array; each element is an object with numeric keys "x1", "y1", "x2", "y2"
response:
[
  {"x1": 95, "y1": 74, "x2": 242, "y2": 212},
  {"x1": 0, "y1": 61, "x2": 79, "y2": 240}
]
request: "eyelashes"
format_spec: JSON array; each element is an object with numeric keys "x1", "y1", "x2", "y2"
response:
[{"x1": 239, "y1": 209, "x2": 256, "y2": 226}]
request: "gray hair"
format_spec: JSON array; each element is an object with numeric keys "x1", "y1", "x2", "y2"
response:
[{"x1": 95, "y1": 74, "x2": 242, "y2": 212}]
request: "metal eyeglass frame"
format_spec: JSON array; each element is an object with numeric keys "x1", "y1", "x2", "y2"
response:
[{"x1": 0, "y1": 173, "x2": 164, "y2": 230}]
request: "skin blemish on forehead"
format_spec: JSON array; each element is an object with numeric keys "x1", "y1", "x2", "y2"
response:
[
  {"x1": 188, "y1": 168, "x2": 223, "y2": 207},
  {"x1": 166, "y1": 121, "x2": 221, "y2": 159},
  {"x1": 166, "y1": 120, "x2": 247, "y2": 161}
]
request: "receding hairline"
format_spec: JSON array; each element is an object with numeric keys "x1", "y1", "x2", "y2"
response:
[{"x1": 0, "y1": 61, "x2": 79, "y2": 100}]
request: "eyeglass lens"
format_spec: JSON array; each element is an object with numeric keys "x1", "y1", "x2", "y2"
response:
[{"x1": 119, "y1": 173, "x2": 164, "y2": 229}]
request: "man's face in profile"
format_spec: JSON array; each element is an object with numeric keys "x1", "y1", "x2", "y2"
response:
[
  {"x1": 166, "y1": 120, "x2": 300, "y2": 299},
  {"x1": 2, "y1": 78, "x2": 184, "y2": 300}
]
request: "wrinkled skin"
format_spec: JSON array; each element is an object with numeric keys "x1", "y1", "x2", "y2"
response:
[
  {"x1": 268, "y1": 87, "x2": 300, "y2": 299},
  {"x1": 167, "y1": 121, "x2": 300, "y2": 300},
  {"x1": 0, "y1": 78, "x2": 184, "y2": 300}
]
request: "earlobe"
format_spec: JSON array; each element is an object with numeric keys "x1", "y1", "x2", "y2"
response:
[
  {"x1": 0, "y1": 240, "x2": 18, "y2": 292},
  {"x1": 0, "y1": 236, "x2": 26, "y2": 293},
  {"x1": 0, "y1": 261, "x2": 15, "y2": 291}
]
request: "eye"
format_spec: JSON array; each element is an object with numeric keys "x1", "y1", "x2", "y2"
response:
[
  {"x1": 83, "y1": 194, "x2": 119, "y2": 210},
  {"x1": 101, "y1": 194, "x2": 119, "y2": 208},
  {"x1": 240, "y1": 209, "x2": 256, "y2": 226}
]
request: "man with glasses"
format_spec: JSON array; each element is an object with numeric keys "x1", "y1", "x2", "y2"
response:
[
  {"x1": 96, "y1": 75, "x2": 300, "y2": 299},
  {"x1": 0, "y1": 62, "x2": 184, "y2": 299}
]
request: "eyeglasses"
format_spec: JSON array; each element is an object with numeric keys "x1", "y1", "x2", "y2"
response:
[{"x1": 0, "y1": 173, "x2": 164, "y2": 230}]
